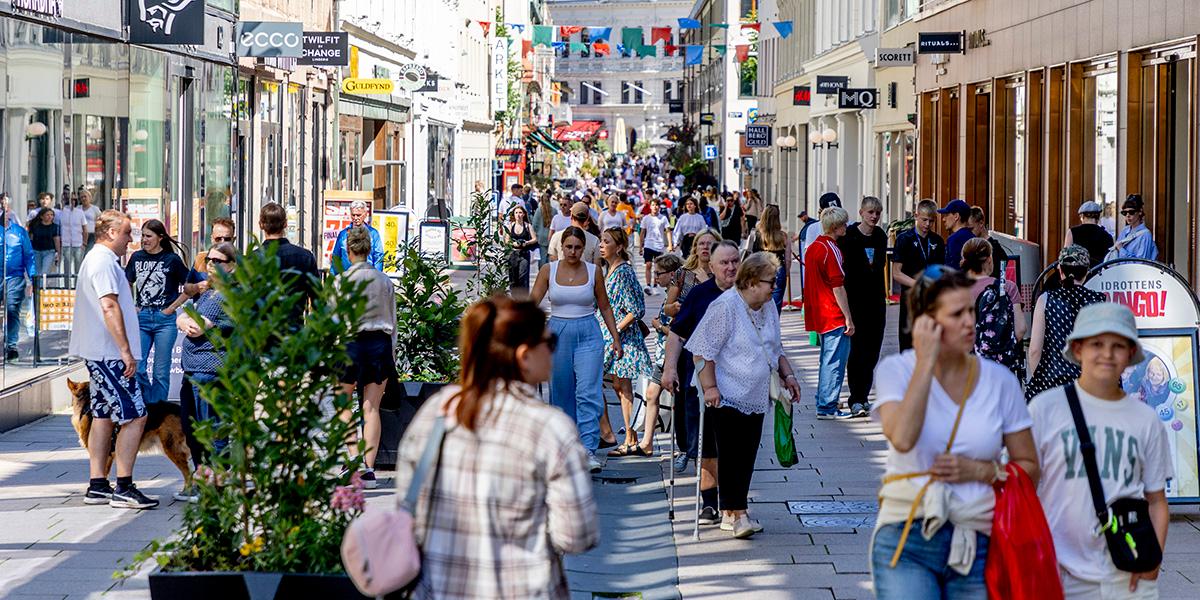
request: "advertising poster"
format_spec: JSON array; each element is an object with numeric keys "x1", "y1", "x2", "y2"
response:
[
  {"x1": 420, "y1": 220, "x2": 450, "y2": 262},
  {"x1": 321, "y1": 190, "x2": 373, "y2": 270},
  {"x1": 1121, "y1": 333, "x2": 1200, "y2": 499},
  {"x1": 121, "y1": 188, "x2": 163, "y2": 251},
  {"x1": 37, "y1": 289, "x2": 75, "y2": 331},
  {"x1": 372, "y1": 210, "x2": 411, "y2": 276}
]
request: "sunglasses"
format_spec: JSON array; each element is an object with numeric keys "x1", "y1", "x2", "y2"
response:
[
  {"x1": 758, "y1": 278, "x2": 776, "y2": 286},
  {"x1": 213, "y1": 236, "x2": 234, "y2": 242},
  {"x1": 1120, "y1": 210, "x2": 1139, "y2": 216},
  {"x1": 206, "y1": 256, "x2": 232, "y2": 265}
]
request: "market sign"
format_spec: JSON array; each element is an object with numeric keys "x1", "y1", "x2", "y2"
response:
[
  {"x1": 127, "y1": 0, "x2": 206, "y2": 45},
  {"x1": 918, "y1": 31, "x2": 964, "y2": 54},
  {"x1": 792, "y1": 85, "x2": 811, "y2": 106},
  {"x1": 299, "y1": 32, "x2": 349, "y2": 66},
  {"x1": 238, "y1": 22, "x2": 304, "y2": 58},
  {"x1": 341, "y1": 78, "x2": 395, "y2": 94},
  {"x1": 838, "y1": 88, "x2": 879, "y2": 110},
  {"x1": 745, "y1": 125, "x2": 771, "y2": 148},
  {"x1": 815, "y1": 75, "x2": 848, "y2": 95},
  {"x1": 12, "y1": 0, "x2": 62, "y2": 17},
  {"x1": 875, "y1": 47, "x2": 915, "y2": 67},
  {"x1": 1086, "y1": 258, "x2": 1200, "y2": 502}
]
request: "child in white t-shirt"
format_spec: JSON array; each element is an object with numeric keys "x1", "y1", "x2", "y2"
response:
[{"x1": 1029, "y1": 302, "x2": 1172, "y2": 600}]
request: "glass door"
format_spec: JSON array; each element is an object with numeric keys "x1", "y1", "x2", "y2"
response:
[{"x1": 169, "y1": 71, "x2": 197, "y2": 248}]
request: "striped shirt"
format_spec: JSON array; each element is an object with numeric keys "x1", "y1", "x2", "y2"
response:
[{"x1": 395, "y1": 383, "x2": 599, "y2": 599}]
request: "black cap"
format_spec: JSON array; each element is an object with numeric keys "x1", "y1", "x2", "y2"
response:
[
  {"x1": 818, "y1": 192, "x2": 841, "y2": 209},
  {"x1": 1122, "y1": 194, "x2": 1144, "y2": 212}
]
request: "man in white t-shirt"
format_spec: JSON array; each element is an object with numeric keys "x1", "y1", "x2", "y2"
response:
[
  {"x1": 547, "y1": 202, "x2": 600, "y2": 264},
  {"x1": 59, "y1": 198, "x2": 87, "y2": 277},
  {"x1": 69, "y1": 210, "x2": 159, "y2": 510},
  {"x1": 80, "y1": 191, "x2": 101, "y2": 250},
  {"x1": 639, "y1": 198, "x2": 673, "y2": 294},
  {"x1": 498, "y1": 183, "x2": 523, "y2": 222},
  {"x1": 1029, "y1": 302, "x2": 1171, "y2": 599}
]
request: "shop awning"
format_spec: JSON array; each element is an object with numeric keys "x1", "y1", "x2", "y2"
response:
[
  {"x1": 553, "y1": 120, "x2": 604, "y2": 142},
  {"x1": 526, "y1": 128, "x2": 563, "y2": 153}
]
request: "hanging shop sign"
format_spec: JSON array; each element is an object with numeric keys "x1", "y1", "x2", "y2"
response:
[
  {"x1": 699, "y1": 112, "x2": 715, "y2": 125},
  {"x1": 395, "y1": 63, "x2": 429, "y2": 92},
  {"x1": 747, "y1": 108, "x2": 759, "y2": 124},
  {"x1": 792, "y1": 85, "x2": 811, "y2": 106},
  {"x1": 1086, "y1": 258, "x2": 1200, "y2": 503},
  {"x1": 702, "y1": 144, "x2": 718, "y2": 160},
  {"x1": 815, "y1": 76, "x2": 848, "y2": 95},
  {"x1": 875, "y1": 47, "x2": 915, "y2": 67},
  {"x1": 918, "y1": 31, "x2": 964, "y2": 54},
  {"x1": 341, "y1": 78, "x2": 395, "y2": 94},
  {"x1": 127, "y1": 0, "x2": 206, "y2": 45},
  {"x1": 491, "y1": 37, "x2": 508, "y2": 113},
  {"x1": 299, "y1": 32, "x2": 349, "y2": 66},
  {"x1": 238, "y1": 22, "x2": 304, "y2": 58},
  {"x1": 416, "y1": 71, "x2": 439, "y2": 93},
  {"x1": 966, "y1": 29, "x2": 991, "y2": 50},
  {"x1": 12, "y1": 0, "x2": 63, "y2": 17},
  {"x1": 838, "y1": 88, "x2": 879, "y2": 110},
  {"x1": 668, "y1": 99, "x2": 684, "y2": 113},
  {"x1": 745, "y1": 125, "x2": 771, "y2": 148}
]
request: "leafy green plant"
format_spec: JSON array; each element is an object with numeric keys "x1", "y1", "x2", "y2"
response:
[
  {"x1": 632, "y1": 139, "x2": 651, "y2": 156},
  {"x1": 120, "y1": 241, "x2": 366, "y2": 576},
  {"x1": 392, "y1": 240, "x2": 463, "y2": 382},
  {"x1": 455, "y1": 190, "x2": 512, "y2": 300}
]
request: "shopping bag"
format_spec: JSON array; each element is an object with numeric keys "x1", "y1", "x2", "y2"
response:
[
  {"x1": 773, "y1": 396, "x2": 799, "y2": 468},
  {"x1": 985, "y1": 462, "x2": 1064, "y2": 600}
]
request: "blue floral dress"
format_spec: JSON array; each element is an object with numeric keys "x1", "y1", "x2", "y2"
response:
[{"x1": 599, "y1": 261, "x2": 652, "y2": 379}]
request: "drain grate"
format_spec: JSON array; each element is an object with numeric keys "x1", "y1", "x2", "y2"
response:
[
  {"x1": 788, "y1": 501, "x2": 877, "y2": 514},
  {"x1": 594, "y1": 476, "x2": 640, "y2": 484},
  {"x1": 798, "y1": 515, "x2": 876, "y2": 528}
]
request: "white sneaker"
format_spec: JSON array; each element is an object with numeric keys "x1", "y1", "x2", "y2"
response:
[
  {"x1": 587, "y1": 453, "x2": 604, "y2": 474},
  {"x1": 731, "y1": 516, "x2": 757, "y2": 539},
  {"x1": 720, "y1": 515, "x2": 763, "y2": 532}
]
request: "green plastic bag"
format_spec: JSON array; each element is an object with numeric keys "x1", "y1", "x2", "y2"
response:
[{"x1": 774, "y1": 396, "x2": 799, "y2": 468}]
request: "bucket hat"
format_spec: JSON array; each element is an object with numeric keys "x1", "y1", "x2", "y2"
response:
[
  {"x1": 1058, "y1": 244, "x2": 1091, "y2": 268},
  {"x1": 1061, "y1": 302, "x2": 1145, "y2": 366}
]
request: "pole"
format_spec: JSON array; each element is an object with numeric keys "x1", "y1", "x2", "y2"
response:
[
  {"x1": 692, "y1": 359, "x2": 706, "y2": 540},
  {"x1": 666, "y1": 385, "x2": 676, "y2": 521}
]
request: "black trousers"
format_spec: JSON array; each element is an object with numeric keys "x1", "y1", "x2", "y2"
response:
[
  {"x1": 847, "y1": 301, "x2": 886, "y2": 406},
  {"x1": 713, "y1": 406, "x2": 765, "y2": 512},
  {"x1": 898, "y1": 291, "x2": 912, "y2": 351}
]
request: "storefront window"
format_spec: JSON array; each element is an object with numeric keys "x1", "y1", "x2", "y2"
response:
[
  {"x1": 209, "y1": 0, "x2": 238, "y2": 13},
  {"x1": 202, "y1": 65, "x2": 233, "y2": 247},
  {"x1": 1094, "y1": 72, "x2": 1118, "y2": 233},
  {"x1": 258, "y1": 80, "x2": 280, "y2": 206},
  {"x1": 127, "y1": 46, "x2": 167, "y2": 226}
]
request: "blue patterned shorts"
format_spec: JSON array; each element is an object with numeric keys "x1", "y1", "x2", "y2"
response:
[{"x1": 84, "y1": 359, "x2": 146, "y2": 425}]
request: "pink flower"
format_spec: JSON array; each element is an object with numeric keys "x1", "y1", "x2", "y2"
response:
[{"x1": 331, "y1": 484, "x2": 366, "y2": 513}]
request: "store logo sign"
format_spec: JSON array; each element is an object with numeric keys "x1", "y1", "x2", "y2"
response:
[
  {"x1": 12, "y1": 0, "x2": 63, "y2": 18},
  {"x1": 815, "y1": 76, "x2": 848, "y2": 95},
  {"x1": 395, "y1": 64, "x2": 429, "y2": 92},
  {"x1": 299, "y1": 32, "x2": 349, "y2": 66},
  {"x1": 838, "y1": 88, "x2": 879, "y2": 110},
  {"x1": 792, "y1": 85, "x2": 811, "y2": 106},
  {"x1": 238, "y1": 22, "x2": 304, "y2": 58},
  {"x1": 127, "y1": 0, "x2": 205, "y2": 45},
  {"x1": 918, "y1": 32, "x2": 964, "y2": 54},
  {"x1": 745, "y1": 125, "x2": 771, "y2": 148},
  {"x1": 875, "y1": 47, "x2": 915, "y2": 67},
  {"x1": 342, "y1": 78, "x2": 395, "y2": 95}
]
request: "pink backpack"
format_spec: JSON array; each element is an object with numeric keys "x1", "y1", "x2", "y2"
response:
[{"x1": 341, "y1": 416, "x2": 447, "y2": 597}]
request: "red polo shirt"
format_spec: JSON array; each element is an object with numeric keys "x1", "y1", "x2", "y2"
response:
[{"x1": 803, "y1": 235, "x2": 847, "y2": 334}]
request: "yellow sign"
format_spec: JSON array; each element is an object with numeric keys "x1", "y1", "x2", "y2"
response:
[
  {"x1": 342, "y1": 78, "x2": 393, "y2": 94},
  {"x1": 350, "y1": 45, "x2": 359, "y2": 78},
  {"x1": 39, "y1": 289, "x2": 75, "y2": 331}
]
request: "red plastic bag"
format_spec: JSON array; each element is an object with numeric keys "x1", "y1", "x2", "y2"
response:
[{"x1": 985, "y1": 462, "x2": 1064, "y2": 600}]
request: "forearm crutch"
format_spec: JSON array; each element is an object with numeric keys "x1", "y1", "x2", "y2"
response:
[{"x1": 693, "y1": 358, "x2": 706, "y2": 541}]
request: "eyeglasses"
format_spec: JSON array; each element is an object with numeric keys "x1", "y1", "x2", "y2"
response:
[
  {"x1": 1120, "y1": 210, "x2": 1138, "y2": 216},
  {"x1": 758, "y1": 278, "x2": 776, "y2": 286},
  {"x1": 213, "y1": 236, "x2": 233, "y2": 242},
  {"x1": 654, "y1": 271, "x2": 672, "y2": 277},
  {"x1": 542, "y1": 333, "x2": 559, "y2": 352},
  {"x1": 206, "y1": 256, "x2": 232, "y2": 265}
]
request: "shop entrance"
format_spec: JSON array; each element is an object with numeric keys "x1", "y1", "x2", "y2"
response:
[{"x1": 169, "y1": 70, "x2": 199, "y2": 252}]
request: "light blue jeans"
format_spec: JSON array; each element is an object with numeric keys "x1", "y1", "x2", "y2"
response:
[
  {"x1": 137, "y1": 308, "x2": 178, "y2": 404},
  {"x1": 872, "y1": 523, "x2": 990, "y2": 600},
  {"x1": 548, "y1": 315, "x2": 605, "y2": 453},
  {"x1": 816, "y1": 327, "x2": 851, "y2": 414}
]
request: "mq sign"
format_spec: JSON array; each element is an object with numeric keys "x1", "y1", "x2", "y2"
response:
[{"x1": 838, "y1": 88, "x2": 878, "y2": 110}]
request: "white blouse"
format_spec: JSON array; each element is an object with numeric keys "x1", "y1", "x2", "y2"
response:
[{"x1": 684, "y1": 288, "x2": 783, "y2": 414}]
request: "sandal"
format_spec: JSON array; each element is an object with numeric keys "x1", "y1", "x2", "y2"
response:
[
  {"x1": 630, "y1": 445, "x2": 653, "y2": 457},
  {"x1": 608, "y1": 444, "x2": 632, "y2": 457}
]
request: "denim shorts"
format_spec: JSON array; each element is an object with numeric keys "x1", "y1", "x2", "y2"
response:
[
  {"x1": 871, "y1": 522, "x2": 989, "y2": 600},
  {"x1": 84, "y1": 359, "x2": 147, "y2": 425}
]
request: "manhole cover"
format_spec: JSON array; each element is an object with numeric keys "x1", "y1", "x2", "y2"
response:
[
  {"x1": 799, "y1": 515, "x2": 876, "y2": 528},
  {"x1": 594, "y1": 476, "x2": 639, "y2": 484},
  {"x1": 788, "y1": 501, "x2": 877, "y2": 514}
]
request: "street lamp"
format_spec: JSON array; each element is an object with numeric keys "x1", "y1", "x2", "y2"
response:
[
  {"x1": 822, "y1": 128, "x2": 839, "y2": 149},
  {"x1": 25, "y1": 122, "x2": 47, "y2": 138},
  {"x1": 777, "y1": 135, "x2": 798, "y2": 153},
  {"x1": 808, "y1": 130, "x2": 823, "y2": 149}
]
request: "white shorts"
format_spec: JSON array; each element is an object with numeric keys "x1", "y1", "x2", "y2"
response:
[{"x1": 1061, "y1": 568, "x2": 1158, "y2": 600}]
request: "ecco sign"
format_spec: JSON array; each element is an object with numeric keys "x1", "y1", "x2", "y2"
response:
[
  {"x1": 238, "y1": 22, "x2": 304, "y2": 58},
  {"x1": 838, "y1": 88, "x2": 879, "y2": 110}
]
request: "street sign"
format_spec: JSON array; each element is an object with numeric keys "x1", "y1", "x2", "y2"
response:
[
  {"x1": 745, "y1": 125, "x2": 771, "y2": 148},
  {"x1": 792, "y1": 85, "x2": 811, "y2": 106},
  {"x1": 816, "y1": 76, "x2": 848, "y2": 95},
  {"x1": 918, "y1": 31, "x2": 964, "y2": 54},
  {"x1": 702, "y1": 144, "x2": 718, "y2": 160},
  {"x1": 838, "y1": 88, "x2": 879, "y2": 110},
  {"x1": 747, "y1": 108, "x2": 759, "y2": 123},
  {"x1": 700, "y1": 112, "x2": 715, "y2": 125},
  {"x1": 728, "y1": 111, "x2": 743, "y2": 119},
  {"x1": 668, "y1": 99, "x2": 684, "y2": 113},
  {"x1": 875, "y1": 47, "x2": 916, "y2": 67},
  {"x1": 341, "y1": 78, "x2": 395, "y2": 94}
]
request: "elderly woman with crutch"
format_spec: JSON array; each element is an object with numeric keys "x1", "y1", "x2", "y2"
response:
[{"x1": 684, "y1": 251, "x2": 802, "y2": 538}]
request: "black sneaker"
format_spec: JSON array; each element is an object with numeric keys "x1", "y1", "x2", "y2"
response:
[
  {"x1": 84, "y1": 482, "x2": 114, "y2": 505},
  {"x1": 110, "y1": 484, "x2": 159, "y2": 510},
  {"x1": 698, "y1": 506, "x2": 720, "y2": 525},
  {"x1": 850, "y1": 404, "x2": 869, "y2": 418},
  {"x1": 5, "y1": 348, "x2": 17, "y2": 361}
]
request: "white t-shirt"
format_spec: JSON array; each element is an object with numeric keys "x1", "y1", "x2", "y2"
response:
[
  {"x1": 60, "y1": 207, "x2": 86, "y2": 247},
  {"x1": 674, "y1": 213, "x2": 708, "y2": 238},
  {"x1": 69, "y1": 245, "x2": 141, "y2": 361},
  {"x1": 1029, "y1": 384, "x2": 1172, "y2": 582},
  {"x1": 641, "y1": 214, "x2": 669, "y2": 252},
  {"x1": 599, "y1": 210, "x2": 628, "y2": 232},
  {"x1": 550, "y1": 213, "x2": 572, "y2": 233},
  {"x1": 81, "y1": 205, "x2": 101, "y2": 233},
  {"x1": 873, "y1": 351, "x2": 1033, "y2": 504}
]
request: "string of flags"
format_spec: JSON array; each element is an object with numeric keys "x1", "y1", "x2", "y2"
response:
[{"x1": 471, "y1": 20, "x2": 793, "y2": 65}]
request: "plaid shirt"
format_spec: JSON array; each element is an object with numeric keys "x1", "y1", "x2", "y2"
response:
[{"x1": 395, "y1": 383, "x2": 599, "y2": 599}]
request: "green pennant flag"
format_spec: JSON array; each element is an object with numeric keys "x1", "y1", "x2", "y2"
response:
[
  {"x1": 533, "y1": 25, "x2": 554, "y2": 47},
  {"x1": 713, "y1": 44, "x2": 727, "y2": 56},
  {"x1": 621, "y1": 27, "x2": 644, "y2": 54},
  {"x1": 636, "y1": 43, "x2": 657, "y2": 58},
  {"x1": 709, "y1": 23, "x2": 729, "y2": 29},
  {"x1": 570, "y1": 41, "x2": 586, "y2": 54}
]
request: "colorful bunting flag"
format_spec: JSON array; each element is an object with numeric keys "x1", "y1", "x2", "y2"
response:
[
  {"x1": 560, "y1": 26, "x2": 583, "y2": 39},
  {"x1": 593, "y1": 41, "x2": 611, "y2": 56},
  {"x1": 621, "y1": 27, "x2": 644, "y2": 54},
  {"x1": 551, "y1": 41, "x2": 567, "y2": 50},
  {"x1": 616, "y1": 43, "x2": 627, "y2": 55},
  {"x1": 651, "y1": 27, "x2": 672, "y2": 45},
  {"x1": 570, "y1": 41, "x2": 587, "y2": 53},
  {"x1": 709, "y1": 23, "x2": 729, "y2": 29},
  {"x1": 477, "y1": 21, "x2": 491, "y2": 36},
  {"x1": 636, "y1": 44, "x2": 657, "y2": 58},
  {"x1": 678, "y1": 18, "x2": 701, "y2": 30},
  {"x1": 664, "y1": 43, "x2": 678, "y2": 57},
  {"x1": 533, "y1": 25, "x2": 554, "y2": 47},
  {"x1": 588, "y1": 26, "x2": 612, "y2": 41},
  {"x1": 772, "y1": 21, "x2": 793, "y2": 39},
  {"x1": 713, "y1": 44, "x2": 727, "y2": 56},
  {"x1": 685, "y1": 45, "x2": 703, "y2": 65},
  {"x1": 508, "y1": 23, "x2": 526, "y2": 34},
  {"x1": 521, "y1": 39, "x2": 532, "y2": 57},
  {"x1": 741, "y1": 23, "x2": 761, "y2": 32},
  {"x1": 735, "y1": 44, "x2": 750, "y2": 62}
]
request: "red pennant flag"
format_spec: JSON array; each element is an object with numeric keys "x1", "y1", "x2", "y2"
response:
[
  {"x1": 478, "y1": 21, "x2": 491, "y2": 36},
  {"x1": 592, "y1": 41, "x2": 611, "y2": 57},
  {"x1": 651, "y1": 27, "x2": 672, "y2": 45},
  {"x1": 664, "y1": 43, "x2": 677, "y2": 57},
  {"x1": 741, "y1": 23, "x2": 761, "y2": 32},
  {"x1": 522, "y1": 39, "x2": 533, "y2": 58},
  {"x1": 735, "y1": 44, "x2": 750, "y2": 62},
  {"x1": 559, "y1": 26, "x2": 583, "y2": 39}
]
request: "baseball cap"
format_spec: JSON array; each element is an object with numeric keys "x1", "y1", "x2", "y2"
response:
[
  {"x1": 1061, "y1": 303, "x2": 1145, "y2": 366},
  {"x1": 937, "y1": 199, "x2": 971, "y2": 215},
  {"x1": 1078, "y1": 201, "x2": 1102, "y2": 214},
  {"x1": 570, "y1": 202, "x2": 590, "y2": 218},
  {"x1": 818, "y1": 192, "x2": 841, "y2": 209},
  {"x1": 1058, "y1": 244, "x2": 1091, "y2": 268}
]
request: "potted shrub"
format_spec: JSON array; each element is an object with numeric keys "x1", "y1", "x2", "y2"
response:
[{"x1": 123, "y1": 242, "x2": 371, "y2": 599}]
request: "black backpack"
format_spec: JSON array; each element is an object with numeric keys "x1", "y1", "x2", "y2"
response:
[{"x1": 975, "y1": 278, "x2": 1024, "y2": 379}]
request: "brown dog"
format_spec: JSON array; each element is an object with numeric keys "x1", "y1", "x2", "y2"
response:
[{"x1": 67, "y1": 379, "x2": 192, "y2": 489}]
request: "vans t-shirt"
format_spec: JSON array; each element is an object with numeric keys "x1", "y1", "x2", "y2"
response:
[
  {"x1": 1029, "y1": 384, "x2": 1172, "y2": 582},
  {"x1": 873, "y1": 351, "x2": 1032, "y2": 504}
]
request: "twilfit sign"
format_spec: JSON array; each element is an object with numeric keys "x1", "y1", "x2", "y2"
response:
[
  {"x1": 127, "y1": 0, "x2": 206, "y2": 45},
  {"x1": 238, "y1": 22, "x2": 304, "y2": 57},
  {"x1": 300, "y1": 32, "x2": 349, "y2": 66}
]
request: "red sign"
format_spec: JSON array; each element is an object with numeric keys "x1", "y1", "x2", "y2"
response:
[
  {"x1": 598, "y1": 129, "x2": 609, "y2": 139},
  {"x1": 73, "y1": 78, "x2": 90, "y2": 98},
  {"x1": 792, "y1": 85, "x2": 811, "y2": 106}
]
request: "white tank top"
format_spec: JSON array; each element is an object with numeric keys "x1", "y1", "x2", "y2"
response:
[{"x1": 547, "y1": 261, "x2": 597, "y2": 319}]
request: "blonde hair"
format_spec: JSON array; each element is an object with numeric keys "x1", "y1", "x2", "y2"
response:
[
  {"x1": 820, "y1": 206, "x2": 849, "y2": 234},
  {"x1": 755, "y1": 204, "x2": 787, "y2": 252},
  {"x1": 683, "y1": 228, "x2": 721, "y2": 271},
  {"x1": 96, "y1": 209, "x2": 130, "y2": 240},
  {"x1": 736, "y1": 251, "x2": 781, "y2": 290},
  {"x1": 602, "y1": 227, "x2": 630, "y2": 262}
]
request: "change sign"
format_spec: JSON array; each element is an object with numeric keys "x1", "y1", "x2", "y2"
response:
[
  {"x1": 300, "y1": 32, "x2": 349, "y2": 66},
  {"x1": 745, "y1": 125, "x2": 771, "y2": 148}
]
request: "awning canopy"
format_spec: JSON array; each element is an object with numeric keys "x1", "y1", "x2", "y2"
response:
[
  {"x1": 553, "y1": 120, "x2": 604, "y2": 142},
  {"x1": 526, "y1": 128, "x2": 563, "y2": 153}
]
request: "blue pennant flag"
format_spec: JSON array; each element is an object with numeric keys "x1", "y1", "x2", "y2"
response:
[
  {"x1": 509, "y1": 23, "x2": 526, "y2": 34},
  {"x1": 772, "y1": 21, "x2": 793, "y2": 39},
  {"x1": 588, "y1": 26, "x2": 612, "y2": 41},
  {"x1": 685, "y1": 45, "x2": 703, "y2": 65},
  {"x1": 678, "y1": 18, "x2": 701, "y2": 30},
  {"x1": 616, "y1": 43, "x2": 627, "y2": 55},
  {"x1": 551, "y1": 41, "x2": 567, "y2": 50}
]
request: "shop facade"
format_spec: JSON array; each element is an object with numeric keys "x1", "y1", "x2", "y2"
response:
[{"x1": 913, "y1": 0, "x2": 1200, "y2": 287}]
